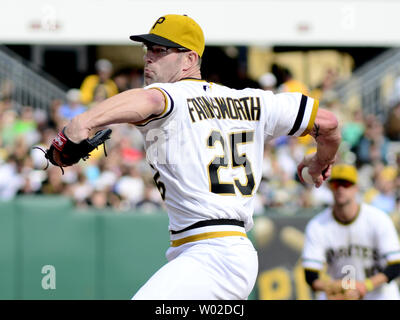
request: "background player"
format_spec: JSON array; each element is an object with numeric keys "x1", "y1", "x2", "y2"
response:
[
  {"x1": 49, "y1": 14, "x2": 341, "y2": 299},
  {"x1": 302, "y1": 164, "x2": 400, "y2": 299}
]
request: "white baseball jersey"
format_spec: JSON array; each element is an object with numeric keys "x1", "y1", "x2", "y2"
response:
[
  {"x1": 135, "y1": 79, "x2": 318, "y2": 232},
  {"x1": 302, "y1": 203, "x2": 400, "y2": 299}
]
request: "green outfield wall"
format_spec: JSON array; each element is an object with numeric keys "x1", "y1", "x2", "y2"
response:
[{"x1": 0, "y1": 196, "x2": 320, "y2": 300}]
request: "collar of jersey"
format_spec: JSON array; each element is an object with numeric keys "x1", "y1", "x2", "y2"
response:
[
  {"x1": 332, "y1": 203, "x2": 361, "y2": 226},
  {"x1": 179, "y1": 77, "x2": 207, "y2": 82}
]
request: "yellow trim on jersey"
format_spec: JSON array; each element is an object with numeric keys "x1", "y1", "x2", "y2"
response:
[
  {"x1": 303, "y1": 267, "x2": 323, "y2": 273},
  {"x1": 179, "y1": 78, "x2": 215, "y2": 89},
  {"x1": 134, "y1": 87, "x2": 169, "y2": 125},
  {"x1": 171, "y1": 231, "x2": 247, "y2": 247},
  {"x1": 387, "y1": 259, "x2": 400, "y2": 265},
  {"x1": 300, "y1": 98, "x2": 319, "y2": 136}
]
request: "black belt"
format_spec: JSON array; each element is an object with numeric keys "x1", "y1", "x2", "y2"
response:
[{"x1": 170, "y1": 219, "x2": 245, "y2": 235}]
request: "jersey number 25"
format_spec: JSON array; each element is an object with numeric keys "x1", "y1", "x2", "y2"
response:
[{"x1": 207, "y1": 130, "x2": 255, "y2": 196}]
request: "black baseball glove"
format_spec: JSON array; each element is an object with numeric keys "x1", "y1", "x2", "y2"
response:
[{"x1": 35, "y1": 127, "x2": 112, "y2": 174}]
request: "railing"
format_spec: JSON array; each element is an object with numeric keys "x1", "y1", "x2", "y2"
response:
[
  {"x1": 0, "y1": 45, "x2": 67, "y2": 112},
  {"x1": 334, "y1": 47, "x2": 400, "y2": 122}
]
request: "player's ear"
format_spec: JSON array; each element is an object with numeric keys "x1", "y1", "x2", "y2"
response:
[{"x1": 182, "y1": 51, "x2": 199, "y2": 71}]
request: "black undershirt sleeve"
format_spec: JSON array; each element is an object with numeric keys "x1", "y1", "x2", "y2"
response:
[
  {"x1": 382, "y1": 262, "x2": 400, "y2": 282},
  {"x1": 304, "y1": 269, "x2": 319, "y2": 288}
]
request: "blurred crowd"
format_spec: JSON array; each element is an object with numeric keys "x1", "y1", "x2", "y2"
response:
[
  {"x1": 0, "y1": 58, "x2": 163, "y2": 214},
  {"x1": 255, "y1": 66, "x2": 400, "y2": 237},
  {"x1": 1, "y1": 57, "x2": 400, "y2": 226}
]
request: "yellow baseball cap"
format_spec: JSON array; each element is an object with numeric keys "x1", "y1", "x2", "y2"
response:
[
  {"x1": 130, "y1": 14, "x2": 205, "y2": 57},
  {"x1": 379, "y1": 166, "x2": 397, "y2": 181},
  {"x1": 329, "y1": 164, "x2": 358, "y2": 184}
]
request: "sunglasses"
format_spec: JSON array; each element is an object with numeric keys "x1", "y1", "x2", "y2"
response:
[
  {"x1": 329, "y1": 179, "x2": 355, "y2": 189},
  {"x1": 143, "y1": 44, "x2": 189, "y2": 56}
]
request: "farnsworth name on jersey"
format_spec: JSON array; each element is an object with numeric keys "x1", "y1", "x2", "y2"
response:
[{"x1": 187, "y1": 96, "x2": 261, "y2": 122}]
